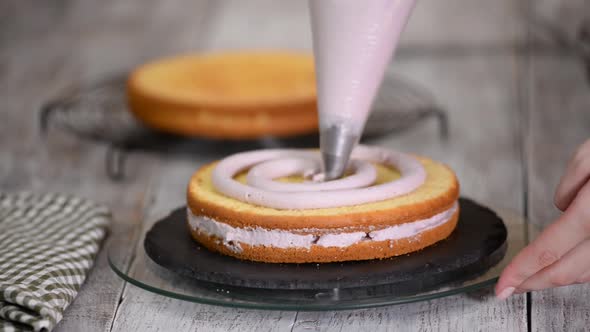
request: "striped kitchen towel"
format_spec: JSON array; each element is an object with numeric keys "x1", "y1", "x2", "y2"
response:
[{"x1": 0, "y1": 192, "x2": 110, "y2": 332}]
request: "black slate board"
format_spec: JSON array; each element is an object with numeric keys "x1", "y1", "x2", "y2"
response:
[{"x1": 144, "y1": 198, "x2": 507, "y2": 290}]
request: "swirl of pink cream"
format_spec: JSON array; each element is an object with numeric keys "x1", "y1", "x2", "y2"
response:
[{"x1": 211, "y1": 145, "x2": 426, "y2": 210}]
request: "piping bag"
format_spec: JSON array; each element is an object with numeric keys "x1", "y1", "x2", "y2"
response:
[{"x1": 309, "y1": 0, "x2": 416, "y2": 180}]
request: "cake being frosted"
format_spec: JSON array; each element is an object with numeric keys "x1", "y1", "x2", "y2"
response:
[{"x1": 186, "y1": 145, "x2": 460, "y2": 263}]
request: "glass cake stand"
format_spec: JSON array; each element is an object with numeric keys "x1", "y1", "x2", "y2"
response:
[{"x1": 108, "y1": 205, "x2": 528, "y2": 311}]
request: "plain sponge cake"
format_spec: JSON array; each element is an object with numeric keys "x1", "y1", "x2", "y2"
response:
[{"x1": 127, "y1": 51, "x2": 318, "y2": 139}]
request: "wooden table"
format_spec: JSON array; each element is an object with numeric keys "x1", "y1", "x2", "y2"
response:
[{"x1": 2, "y1": 1, "x2": 589, "y2": 330}]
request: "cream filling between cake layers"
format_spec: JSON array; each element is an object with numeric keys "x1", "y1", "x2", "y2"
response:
[{"x1": 188, "y1": 202, "x2": 458, "y2": 253}]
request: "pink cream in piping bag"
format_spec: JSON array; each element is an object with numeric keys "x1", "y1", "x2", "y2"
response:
[{"x1": 310, "y1": 0, "x2": 417, "y2": 180}]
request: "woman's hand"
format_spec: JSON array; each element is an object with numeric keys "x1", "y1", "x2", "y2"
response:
[{"x1": 496, "y1": 139, "x2": 590, "y2": 299}]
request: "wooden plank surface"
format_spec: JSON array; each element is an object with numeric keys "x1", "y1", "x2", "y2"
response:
[
  {"x1": 529, "y1": 0, "x2": 588, "y2": 46},
  {"x1": 402, "y1": 0, "x2": 527, "y2": 47},
  {"x1": 526, "y1": 55, "x2": 590, "y2": 332}
]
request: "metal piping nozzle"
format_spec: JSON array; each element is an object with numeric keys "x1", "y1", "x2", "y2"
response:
[{"x1": 320, "y1": 124, "x2": 358, "y2": 181}]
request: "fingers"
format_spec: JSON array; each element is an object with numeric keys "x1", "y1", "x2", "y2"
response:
[
  {"x1": 555, "y1": 139, "x2": 590, "y2": 211},
  {"x1": 496, "y1": 180, "x2": 590, "y2": 298},
  {"x1": 497, "y1": 138, "x2": 590, "y2": 299},
  {"x1": 516, "y1": 239, "x2": 590, "y2": 291}
]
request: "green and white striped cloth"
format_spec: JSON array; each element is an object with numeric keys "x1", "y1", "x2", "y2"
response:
[{"x1": 0, "y1": 192, "x2": 110, "y2": 332}]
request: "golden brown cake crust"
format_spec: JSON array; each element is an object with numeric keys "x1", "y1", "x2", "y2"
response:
[
  {"x1": 188, "y1": 210, "x2": 459, "y2": 263},
  {"x1": 187, "y1": 157, "x2": 460, "y2": 231},
  {"x1": 127, "y1": 51, "x2": 318, "y2": 139}
]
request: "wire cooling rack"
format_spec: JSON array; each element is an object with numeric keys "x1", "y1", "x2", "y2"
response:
[{"x1": 39, "y1": 72, "x2": 448, "y2": 181}]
